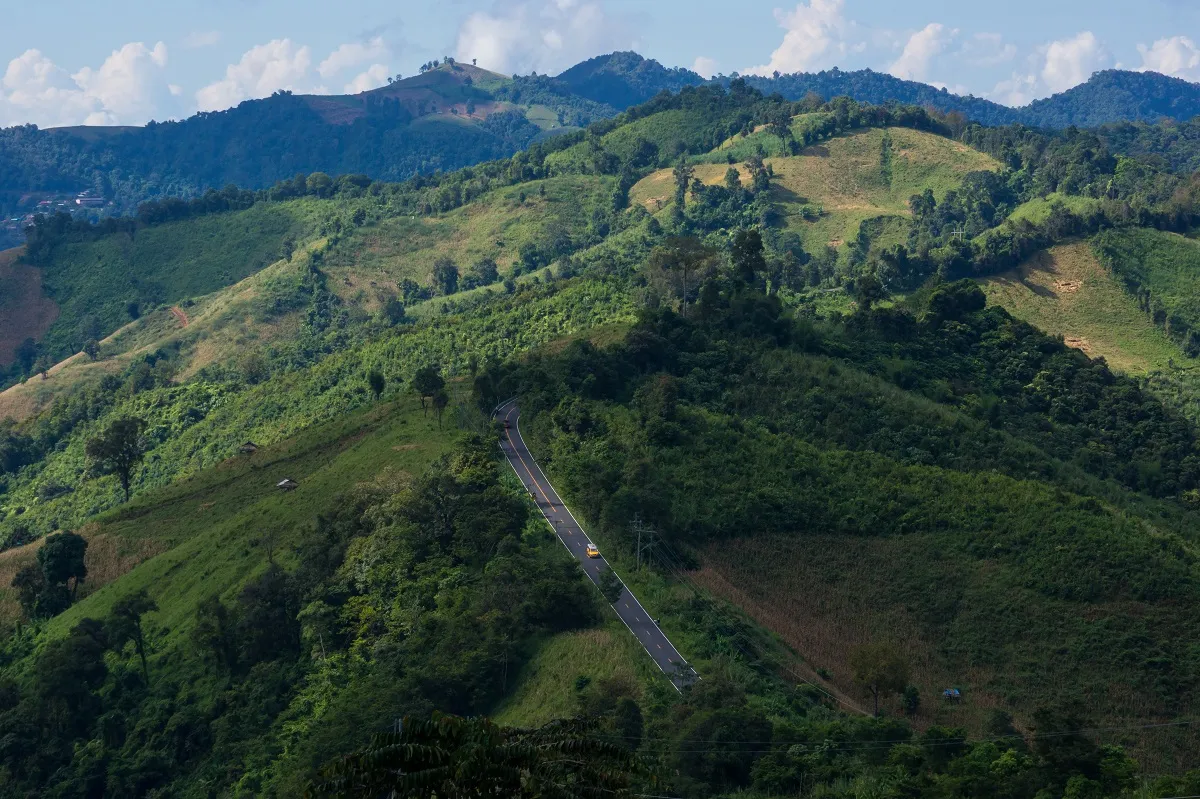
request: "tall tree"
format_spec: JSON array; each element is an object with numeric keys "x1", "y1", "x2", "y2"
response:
[
  {"x1": 649, "y1": 236, "x2": 717, "y2": 310},
  {"x1": 38, "y1": 531, "x2": 88, "y2": 600},
  {"x1": 848, "y1": 642, "x2": 910, "y2": 716},
  {"x1": 108, "y1": 589, "x2": 158, "y2": 682},
  {"x1": 412, "y1": 365, "x2": 445, "y2": 414},
  {"x1": 730, "y1": 229, "x2": 766, "y2": 285},
  {"x1": 432, "y1": 257, "x2": 460, "y2": 296},
  {"x1": 85, "y1": 417, "x2": 147, "y2": 502},
  {"x1": 367, "y1": 369, "x2": 386, "y2": 399}
]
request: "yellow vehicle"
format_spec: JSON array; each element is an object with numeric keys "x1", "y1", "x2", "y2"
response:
[{"x1": 585, "y1": 544, "x2": 600, "y2": 558}]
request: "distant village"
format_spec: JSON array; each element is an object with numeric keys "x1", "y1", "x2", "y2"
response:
[{"x1": 0, "y1": 190, "x2": 110, "y2": 249}]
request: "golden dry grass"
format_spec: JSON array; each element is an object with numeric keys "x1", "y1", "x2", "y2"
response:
[
  {"x1": 981, "y1": 242, "x2": 1181, "y2": 375},
  {"x1": 630, "y1": 127, "x2": 999, "y2": 248}
]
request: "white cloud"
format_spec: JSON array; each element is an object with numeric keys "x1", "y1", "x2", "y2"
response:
[
  {"x1": 745, "y1": 0, "x2": 853, "y2": 76},
  {"x1": 988, "y1": 71, "x2": 1039, "y2": 106},
  {"x1": 184, "y1": 30, "x2": 221, "y2": 49},
  {"x1": 692, "y1": 56, "x2": 718, "y2": 79},
  {"x1": 1041, "y1": 31, "x2": 1108, "y2": 94},
  {"x1": 318, "y1": 37, "x2": 389, "y2": 79},
  {"x1": 888, "y1": 23, "x2": 955, "y2": 81},
  {"x1": 455, "y1": 0, "x2": 635, "y2": 75},
  {"x1": 1, "y1": 43, "x2": 172, "y2": 126},
  {"x1": 344, "y1": 64, "x2": 390, "y2": 94},
  {"x1": 958, "y1": 33, "x2": 1016, "y2": 67},
  {"x1": 196, "y1": 39, "x2": 312, "y2": 112},
  {"x1": 986, "y1": 31, "x2": 1110, "y2": 107},
  {"x1": 1137, "y1": 35, "x2": 1200, "y2": 81}
]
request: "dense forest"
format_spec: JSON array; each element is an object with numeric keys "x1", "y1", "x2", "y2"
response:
[{"x1": 5, "y1": 77, "x2": 1200, "y2": 796}]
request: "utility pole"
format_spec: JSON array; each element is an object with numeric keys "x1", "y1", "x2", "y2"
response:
[{"x1": 632, "y1": 515, "x2": 655, "y2": 571}]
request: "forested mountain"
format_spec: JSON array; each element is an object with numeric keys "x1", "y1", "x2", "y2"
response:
[
  {"x1": 4, "y1": 79, "x2": 1200, "y2": 796},
  {"x1": 4, "y1": 52, "x2": 1200, "y2": 250}
]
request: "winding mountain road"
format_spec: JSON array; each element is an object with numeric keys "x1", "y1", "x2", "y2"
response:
[{"x1": 496, "y1": 399, "x2": 698, "y2": 691}]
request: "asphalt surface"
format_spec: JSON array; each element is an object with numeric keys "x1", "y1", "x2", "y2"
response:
[{"x1": 496, "y1": 399, "x2": 697, "y2": 691}]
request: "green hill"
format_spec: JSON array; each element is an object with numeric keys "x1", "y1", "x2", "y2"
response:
[{"x1": 6, "y1": 85, "x2": 1200, "y2": 798}]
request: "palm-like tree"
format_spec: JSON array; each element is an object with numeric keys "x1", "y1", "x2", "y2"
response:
[{"x1": 307, "y1": 712, "x2": 647, "y2": 798}]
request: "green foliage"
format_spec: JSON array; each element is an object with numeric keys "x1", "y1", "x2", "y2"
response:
[
  {"x1": 85, "y1": 416, "x2": 147, "y2": 501},
  {"x1": 307, "y1": 712, "x2": 644, "y2": 798},
  {"x1": 1093, "y1": 228, "x2": 1200, "y2": 356}
]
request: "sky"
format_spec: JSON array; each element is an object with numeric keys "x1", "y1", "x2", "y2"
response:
[{"x1": 1, "y1": 0, "x2": 1198, "y2": 128}]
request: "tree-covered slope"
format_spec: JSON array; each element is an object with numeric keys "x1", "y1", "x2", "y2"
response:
[{"x1": 5, "y1": 84, "x2": 1200, "y2": 796}]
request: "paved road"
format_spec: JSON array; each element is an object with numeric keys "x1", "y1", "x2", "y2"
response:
[{"x1": 496, "y1": 399, "x2": 697, "y2": 691}]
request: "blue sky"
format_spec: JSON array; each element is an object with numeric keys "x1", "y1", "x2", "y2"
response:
[{"x1": 1, "y1": 0, "x2": 1198, "y2": 127}]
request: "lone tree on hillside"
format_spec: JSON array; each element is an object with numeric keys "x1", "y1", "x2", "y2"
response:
[
  {"x1": 432, "y1": 257, "x2": 460, "y2": 296},
  {"x1": 86, "y1": 417, "x2": 147, "y2": 502},
  {"x1": 39, "y1": 531, "x2": 89, "y2": 600},
  {"x1": 412, "y1": 365, "x2": 445, "y2": 415},
  {"x1": 849, "y1": 642, "x2": 911, "y2": 716},
  {"x1": 367, "y1": 369, "x2": 386, "y2": 399},
  {"x1": 108, "y1": 589, "x2": 158, "y2": 682},
  {"x1": 432, "y1": 389, "x2": 449, "y2": 428}
]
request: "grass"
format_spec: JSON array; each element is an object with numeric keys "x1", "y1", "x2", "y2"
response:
[
  {"x1": 492, "y1": 625, "x2": 646, "y2": 727},
  {"x1": 326, "y1": 175, "x2": 612, "y2": 291},
  {"x1": 33, "y1": 199, "x2": 334, "y2": 361},
  {"x1": 630, "y1": 126, "x2": 999, "y2": 250},
  {"x1": 1093, "y1": 228, "x2": 1200, "y2": 341},
  {"x1": 32, "y1": 394, "x2": 454, "y2": 658},
  {"x1": 980, "y1": 241, "x2": 1183, "y2": 374}
]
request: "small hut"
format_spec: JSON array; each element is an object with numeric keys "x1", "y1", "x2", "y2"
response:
[
  {"x1": 239, "y1": 441, "x2": 260, "y2": 455},
  {"x1": 276, "y1": 478, "x2": 299, "y2": 492}
]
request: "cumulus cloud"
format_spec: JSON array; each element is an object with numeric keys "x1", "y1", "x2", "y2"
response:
[
  {"x1": 745, "y1": 0, "x2": 854, "y2": 76},
  {"x1": 1, "y1": 42, "x2": 172, "y2": 127},
  {"x1": 318, "y1": 37, "x2": 389, "y2": 79},
  {"x1": 888, "y1": 23, "x2": 955, "y2": 81},
  {"x1": 986, "y1": 31, "x2": 1110, "y2": 107},
  {"x1": 1137, "y1": 35, "x2": 1200, "y2": 81},
  {"x1": 692, "y1": 56, "x2": 719, "y2": 79},
  {"x1": 1041, "y1": 31, "x2": 1108, "y2": 94},
  {"x1": 196, "y1": 39, "x2": 312, "y2": 112},
  {"x1": 344, "y1": 64, "x2": 390, "y2": 94},
  {"x1": 455, "y1": 0, "x2": 635, "y2": 75}
]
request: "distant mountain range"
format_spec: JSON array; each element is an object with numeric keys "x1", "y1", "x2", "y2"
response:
[{"x1": 2, "y1": 51, "x2": 1200, "y2": 247}]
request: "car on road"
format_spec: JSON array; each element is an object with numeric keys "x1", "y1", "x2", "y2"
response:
[{"x1": 585, "y1": 544, "x2": 600, "y2": 558}]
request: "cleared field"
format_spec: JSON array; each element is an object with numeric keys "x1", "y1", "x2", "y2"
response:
[
  {"x1": 981, "y1": 241, "x2": 1181, "y2": 374},
  {"x1": 630, "y1": 127, "x2": 999, "y2": 248},
  {"x1": 0, "y1": 247, "x2": 58, "y2": 366}
]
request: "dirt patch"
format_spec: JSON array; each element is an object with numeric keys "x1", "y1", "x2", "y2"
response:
[
  {"x1": 1054, "y1": 279, "x2": 1082, "y2": 295},
  {"x1": 169, "y1": 306, "x2": 190, "y2": 327},
  {"x1": 1064, "y1": 336, "x2": 1096, "y2": 357},
  {"x1": 392, "y1": 443, "x2": 422, "y2": 451},
  {"x1": 0, "y1": 247, "x2": 59, "y2": 365}
]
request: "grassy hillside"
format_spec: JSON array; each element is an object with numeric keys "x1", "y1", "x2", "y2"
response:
[
  {"x1": 1093, "y1": 228, "x2": 1200, "y2": 353},
  {"x1": 981, "y1": 241, "x2": 1182, "y2": 374},
  {"x1": 8, "y1": 88, "x2": 1200, "y2": 797},
  {"x1": 631, "y1": 126, "x2": 999, "y2": 248},
  {"x1": 31, "y1": 199, "x2": 333, "y2": 361}
]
